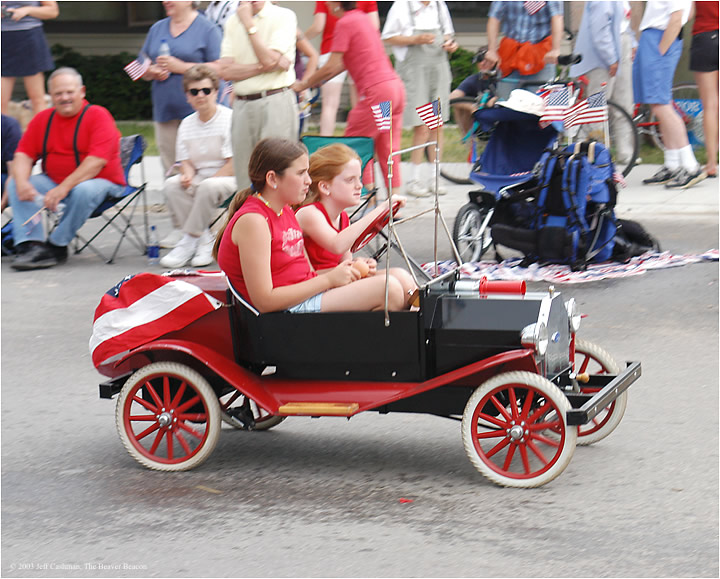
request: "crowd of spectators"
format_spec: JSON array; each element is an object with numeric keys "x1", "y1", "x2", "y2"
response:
[{"x1": 1, "y1": 0, "x2": 716, "y2": 271}]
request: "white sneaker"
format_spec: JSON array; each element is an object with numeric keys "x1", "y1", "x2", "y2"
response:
[
  {"x1": 160, "y1": 228, "x2": 184, "y2": 249},
  {"x1": 428, "y1": 183, "x2": 448, "y2": 196},
  {"x1": 160, "y1": 234, "x2": 198, "y2": 268},
  {"x1": 406, "y1": 179, "x2": 431, "y2": 198},
  {"x1": 191, "y1": 229, "x2": 216, "y2": 267}
]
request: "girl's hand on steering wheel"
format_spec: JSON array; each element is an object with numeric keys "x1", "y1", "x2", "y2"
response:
[{"x1": 389, "y1": 195, "x2": 406, "y2": 210}]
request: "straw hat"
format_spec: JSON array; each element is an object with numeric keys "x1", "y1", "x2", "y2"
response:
[{"x1": 496, "y1": 90, "x2": 545, "y2": 117}]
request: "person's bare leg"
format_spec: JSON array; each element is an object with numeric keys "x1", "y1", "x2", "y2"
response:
[
  {"x1": 320, "y1": 274, "x2": 406, "y2": 311},
  {"x1": 651, "y1": 103, "x2": 689, "y2": 150},
  {"x1": 319, "y1": 81, "x2": 343, "y2": 136},
  {"x1": 694, "y1": 69, "x2": 719, "y2": 175},
  {"x1": 1, "y1": 77, "x2": 16, "y2": 115},
  {"x1": 24, "y1": 72, "x2": 48, "y2": 117}
]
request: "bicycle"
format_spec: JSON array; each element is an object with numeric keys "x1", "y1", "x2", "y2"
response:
[
  {"x1": 632, "y1": 83, "x2": 704, "y2": 150},
  {"x1": 439, "y1": 55, "x2": 639, "y2": 185}
]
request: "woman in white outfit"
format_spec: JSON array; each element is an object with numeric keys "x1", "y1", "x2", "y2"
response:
[{"x1": 161, "y1": 64, "x2": 235, "y2": 268}]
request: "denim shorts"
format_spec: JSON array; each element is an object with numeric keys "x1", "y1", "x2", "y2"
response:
[{"x1": 288, "y1": 292, "x2": 323, "y2": 313}]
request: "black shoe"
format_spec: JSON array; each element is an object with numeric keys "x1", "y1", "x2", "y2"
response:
[
  {"x1": 665, "y1": 166, "x2": 707, "y2": 189},
  {"x1": 642, "y1": 166, "x2": 676, "y2": 185},
  {"x1": 47, "y1": 241, "x2": 68, "y2": 264},
  {"x1": 11, "y1": 241, "x2": 58, "y2": 270}
]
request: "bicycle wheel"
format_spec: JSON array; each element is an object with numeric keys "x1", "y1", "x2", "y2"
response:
[
  {"x1": 437, "y1": 96, "x2": 491, "y2": 185},
  {"x1": 644, "y1": 84, "x2": 704, "y2": 150},
  {"x1": 574, "y1": 101, "x2": 638, "y2": 177}
]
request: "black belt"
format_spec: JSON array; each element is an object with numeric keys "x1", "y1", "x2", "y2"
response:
[{"x1": 235, "y1": 87, "x2": 289, "y2": 101}]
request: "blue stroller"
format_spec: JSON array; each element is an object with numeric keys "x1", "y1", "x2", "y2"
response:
[{"x1": 452, "y1": 106, "x2": 560, "y2": 262}]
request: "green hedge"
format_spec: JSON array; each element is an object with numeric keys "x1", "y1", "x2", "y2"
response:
[
  {"x1": 51, "y1": 44, "x2": 153, "y2": 120},
  {"x1": 448, "y1": 46, "x2": 476, "y2": 92}
]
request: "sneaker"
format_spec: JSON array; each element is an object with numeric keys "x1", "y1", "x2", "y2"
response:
[
  {"x1": 428, "y1": 184, "x2": 448, "y2": 196},
  {"x1": 47, "y1": 241, "x2": 68, "y2": 264},
  {"x1": 160, "y1": 228, "x2": 184, "y2": 249},
  {"x1": 406, "y1": 179, "x2": 431, "y2": 198},
  {"x1": 642, "y1": 166, "x2": 676, "y2": 185},
  {"x1": 665, "y1": 166, "x2": 707, "y2": 189},
  {"x1": 190, "y1": 229, "x2": 216, "y2": 267},
  {"x1": 11, "y1": 241, "x2": 58, "y2": 270},
  {"x1": 160, "y1": 234, "x2": 198, "y2": 268}
]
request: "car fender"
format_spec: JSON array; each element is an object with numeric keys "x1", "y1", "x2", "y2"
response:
[{"x1": 111, "y1": 339, "x2": 280, "y2": 414}]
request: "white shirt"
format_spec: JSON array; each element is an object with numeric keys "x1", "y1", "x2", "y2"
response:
[
  {"x1": 176, "y1": 105, "x2": 233, "y2": 179},
  {"x1": 381, "y1": 0, "x2": 455, "y2": 62},
  {"x1": 220, "y1": 1, "x2": 296, "y2": 94},
  {"x1": 639, "y1": 0, "x2": 692, "y2": 31}
]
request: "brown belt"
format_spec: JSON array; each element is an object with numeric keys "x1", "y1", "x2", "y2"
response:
[{"x1": 235, "y1": 87, "x2": 289, "y2": 101}]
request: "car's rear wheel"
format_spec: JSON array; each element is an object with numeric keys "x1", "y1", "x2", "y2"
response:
[
  {"x1": 116, "y1": 362, "x2": 221, "y2": 471},
  {"x1": 462, "y1": 371, "x2": 577, "y2": 488},
  {"x1": 219, "y1": 390, "x2": 285, "y2": 430}
]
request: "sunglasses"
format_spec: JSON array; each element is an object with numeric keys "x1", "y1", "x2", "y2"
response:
[{"x1": 188, "y1": 87, "x2": 213, "y2": 96}]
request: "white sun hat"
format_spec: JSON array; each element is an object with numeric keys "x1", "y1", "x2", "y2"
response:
[{"x1": 496, "y1": 89, "x2": 546, "y2": 117}]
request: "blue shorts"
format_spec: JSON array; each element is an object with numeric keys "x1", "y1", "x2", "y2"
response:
[
  {"x1": 288, "y1": 292, "x2": 323, "y2": 313},
  {"x1": 633, "y1": 28, "x2": 683, "y2": 105}
]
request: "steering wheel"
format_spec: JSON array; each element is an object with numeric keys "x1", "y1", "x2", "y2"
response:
[{"x1": 351, "y1": 200, "x2": 402, "y2": 252}]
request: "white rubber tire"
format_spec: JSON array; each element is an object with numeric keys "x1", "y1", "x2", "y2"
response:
[
  {"x1": 462, "y1": 371, "x2": 577, "y2": 488},
  {"x1": 116, "y1": 362, "x2": 221, "y2": 471},
  {"x1": 573, "y1": 339, "x2": 628, "y2": 445}
]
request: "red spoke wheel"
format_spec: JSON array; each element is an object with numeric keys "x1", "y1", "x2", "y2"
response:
[
  {"x1": 572, "y1": 339, "x2": 627, "y2": 445},
  {"x1": 115, "y1": 362, "x2": 221, "y2": 471},
  {"x1": 351, "y1": 200, "x2": 402, "y2": 252},
  {"x1": 219, "y1": 390, "x2": 285, "y2": 431},
  {"x1": 461, "y1": 371, "x2": 577, "y2": 488}
]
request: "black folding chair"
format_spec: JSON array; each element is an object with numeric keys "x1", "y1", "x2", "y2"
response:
[{"x1": 73, "y1": 134, "x2": 149, "y2": 263}]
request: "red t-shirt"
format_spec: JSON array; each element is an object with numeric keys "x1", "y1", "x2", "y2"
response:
[
  {"x1": 218, "y1": 196, "x2": 316, "y2": 306},
  {"x1": 302, "y1": 201, "x2": 350, "y2": 271},
  {"x1": 692, "y1": 1, "x2": 719, "y2": 35},
  {"x1": 17, "y1": 100, "x2": 125, "y2": 186},
  {"x1": 331, "y1": 9, "x2": 399, "y2": 96},
  {"x1": 315, "y1": 0, "x2": 378, "y2": 55}
]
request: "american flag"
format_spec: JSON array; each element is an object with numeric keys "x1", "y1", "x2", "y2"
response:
[
  {"x1": 539, "y1": 87, "x2": 571, "y2": 126},
  {"x1": 564, "y1": 91, "x2": 608, "y2": 128},
  {"x1": 89, "y1": 273, "x2": 223, "y2": 368},
  {"x1": 524, "y1": 1, "x2": 546, "y2": 15},
  {"x1": 371, "y1": 100, "x2": 392, "y2": 132},
  {"x1": 123, "y1": 54, "x2": 150, "y2": 81},
  {"x1": 416, "y1": 99, "x2": 443, "y2": 130}
]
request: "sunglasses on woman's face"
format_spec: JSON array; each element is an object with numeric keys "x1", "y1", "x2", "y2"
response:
[{"x1": 188, "y1": 87, "x2": 213, "y2": 96}]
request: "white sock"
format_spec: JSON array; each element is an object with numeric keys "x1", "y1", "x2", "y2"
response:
[
  {"x1": 664, "y1": 148, "x2": 680, "y2": 170},
  {"x1": 678, "y1": 145, "x2": 699, "y2": 171},
  {"x1": 407, "y1": 163, "x2": 418, "y2": 182},
  {"x1": 178, "y1": 233, "x2": 199, "y2": 249},
  {"x1": 422, "y1": 161, "x2": 436, "y2": 182}
]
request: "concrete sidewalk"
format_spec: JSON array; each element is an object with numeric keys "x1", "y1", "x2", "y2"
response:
[{"x1": 137, "y1": 155, "x2": 718, "y2": 222}]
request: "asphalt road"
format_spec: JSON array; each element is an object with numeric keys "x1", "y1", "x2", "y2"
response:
[{"x1": 1, "y1": 176, "x2": 718, "y2": 577}]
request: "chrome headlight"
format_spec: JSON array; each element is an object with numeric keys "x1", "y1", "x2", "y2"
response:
[
  {"x1": 520, "y1": 322, "x2": 549, "y2": 356},
  {"x1": 565, "y1": 298, "x2": 582, "y2": 333}
]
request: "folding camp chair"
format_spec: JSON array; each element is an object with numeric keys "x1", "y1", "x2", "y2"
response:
[
  {"x1": 300, "y1": 135, "x2": 379, "y2": 220},
  {"x1": 73, "y1": 134, "x2": 149, "y2": 263}
]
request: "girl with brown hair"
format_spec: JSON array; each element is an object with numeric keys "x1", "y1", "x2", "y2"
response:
[{"x1": 214, "y1": 138, "x2": 408, "y2": 314}]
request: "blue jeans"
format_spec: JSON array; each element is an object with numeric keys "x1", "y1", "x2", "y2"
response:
[{"x1": 7, "y1": 174, "x2": 124, "y2": 246}]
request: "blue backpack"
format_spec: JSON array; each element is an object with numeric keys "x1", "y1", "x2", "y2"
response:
[{"x1": 492, "y1": 141, "x2": 618, "y2": 269}]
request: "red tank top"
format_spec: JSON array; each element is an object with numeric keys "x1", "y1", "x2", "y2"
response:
[
  {"x1": 302, "y1": 202, "x2": 350, "y2": 271},
  {"x1": 217, "y1": 196, "x2": 316, "y2": 306},
  {"x1": 693, "y1": 1, "x2": 719, "y2": 35}
]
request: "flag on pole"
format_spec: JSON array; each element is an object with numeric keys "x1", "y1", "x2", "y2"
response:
[
  {"x1": 539, "y1": 86, "x2": 571, "y2": 127},
  {"x1": 416, "y1": 99, "x2": 443, "y2": 130},
  {"x1": 123, "y1": 54, "x2": 150, "y2": 81},
  {"x1": 371, "y1": 100, "x2": 392, "y2": 132},
  {"x1": 564, "y1": 91, "x2": 608, "y2": 128},
  {"x1": 89, "y1": 273, "x2": 223, "y2": 368}
]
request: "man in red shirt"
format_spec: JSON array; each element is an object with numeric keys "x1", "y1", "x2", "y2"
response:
[{"x1": 8, "y1": 66, "x2": 125, "y2": 270}]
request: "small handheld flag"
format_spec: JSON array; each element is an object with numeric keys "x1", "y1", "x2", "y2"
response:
[
  {"x1": 124, "y1": 54, "x2": 150, "y2": 81},
  {"x1": 371, "y1": 100, "x2": 392, "y2": 132},
  {"x1": 564, "y1": 91, "x2": 608, "y2": 128},
  {"x1": 416, "y1": 99, "x2": 443, "y2": 130}
]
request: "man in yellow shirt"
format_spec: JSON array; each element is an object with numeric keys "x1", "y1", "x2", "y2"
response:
[{"x1": 218, "y1": 1, "x2": 299, "y2": 191}]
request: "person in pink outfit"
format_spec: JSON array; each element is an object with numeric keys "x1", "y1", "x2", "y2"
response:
[{"x1": 293, "y1": 1, "x2": 406, "y2": 197}]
